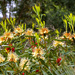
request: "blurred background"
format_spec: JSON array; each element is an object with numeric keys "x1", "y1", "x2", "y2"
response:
[{"x1": 0, "y1": 0, "x2": 75, "y2": 31}]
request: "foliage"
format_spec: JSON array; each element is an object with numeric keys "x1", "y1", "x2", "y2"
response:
[
  {"x1": 0, "y1": 0, "x2": 75, "y2": 30},
  {"x1": 0, "y1": 5, "x2": 75, "y2": 75},
  {"x1": 63, "y1": 13, "x2": 75, "y2": 33}
]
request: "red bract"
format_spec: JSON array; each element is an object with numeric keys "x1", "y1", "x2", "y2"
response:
[
  {"x1": 22, "y1": 73, "x2": 24, "y2": 75},
  {"x1": 36, "y1": 70, "x2": 39, "y2": 72},
  {"x1": 12, "y1": 47, "x2": 15, "y2": 52},
  {"x1": 56, "y1": 57, "x2": 62, "y2": 63}
]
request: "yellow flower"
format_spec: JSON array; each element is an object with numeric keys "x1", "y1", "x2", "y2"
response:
[
  {"x1": 3, "y1": 32, "x2": 14, "y2": 40},
  {"x1": 63, "y1": 32, "x2": 71, "y2": 37},
  {"x1": 7, "y1": 52, "x2": 18, "y2": 62},
  {"x1": 14, "y1": 27, "x2": 23, "y2": 34},
  {"x1": 39, "y1": 28, "x2": 49, "y2": 35},
  {"x1": 0, "y1": 36, "x2": 5, "y2": 44},
  {"x1": 32, "y1": 47, "x2": 44, "y2": 57},
  {"x1": 19, "y1": 58, "x2": 30, "y2": 71},
  {"x1": 41, "y1": 35, "x2": 48, "y2": 40},
  {"x1": 0, "y1": 54, "x2": 5, "y2": 63},
  {"x1": 53, "y1": 41, "x2": 59, "y2": 47},
  {"x1": 25, "y1": 29, "x2": 33, "y2": 36},
  {"x1": 53, "y1": 40, "x2": 64, "y2": 47},
  {"x1": 72, "y1": 33, "x2": 75, "y2": 39},
  {"x1": 61, "y1": 32, "x2": 73, "y2": 41},
  {"x1": 25, "y1": 29, "x2": 34, "y2": 39},
  {"x1": 40, "y1": 56, "x2": 45, "y2": 60}
]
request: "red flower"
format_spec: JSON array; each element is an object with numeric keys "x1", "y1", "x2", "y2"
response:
[
  {"x1": 35, "y1": 42, "x2": 37, "y2": 45},
  {"x1": 56, "y1": 57, "x2": 62, "y2": 63},
  {"x1": 31, "y1": 45, "x2": 36, "y2": 48},
  {"x1": 31, "y1": 45, "x2": 33, "y2": 48},
  {"x1": 34, "y1": 45, "x2": 36, "y2": 47},
  {"x1": 12, "y1": 47, "x2": 15, "y2": 52},
  {"x1": 36, "y1": 70, "x2": 39, "y2": 72},
  {"x1": 32, "y1": 49, "x2": 35, "y2": 52},
  {"x1": 9, "y1": 44, "x2": 12, "y2": 46},
  {"x1": 32, "y1": 41, "x2": 34, "y2": 42},
  {"x1": 58, "y1": 63, "x2": 61, "y2": 66},
  {"x1": 22, "y1": 73, "x2": 24, "y2": 75},
  {"x1": 6, "y1": 48, "x2": 10, "y2": 51}
]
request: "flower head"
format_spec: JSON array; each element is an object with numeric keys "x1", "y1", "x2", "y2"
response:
[
  {"x1": 22, "y1": 73, "x2": 25, "y2": 75},
  {"x1": 72, "y1": 33, "x2": 75, "y2": 39},
  {"x1": 12, "y1": 47, "x2": 15, "y2": 52},
  {"x1": 39, "y1": 28, "x2": 49, "y2": 35},
  {"x1": 62, "y1": 32, "x2": 73, "y2": 41},
  {"x1": 0, "y1": 54, "x2": 5, "y2": 63},
  {"x1": 32, "y1": 47, "x2": 44, "y2": 58},
  {"x1": 0, "y1": 36, "x2": 5, "y2": 44},
  {"x1": 25, "y1": 29, "x2": 34, "y2": 36},
  {"x1": 56, "y1": 57, "x2": 62, "y2": 66},
  {"x1": 53, "y1": 40, "x2": 64, "y2": 47},
  {"x1": 3, "y1": 32, "x2": 14, "y2": 40},
  {"x1": 9, "y1": 44, "x2": 12, "y2": 46},
  {"x1": 25, "y1": 29, "x2": 34, "y2": 39},
  {"x1": 19, "y1": 58, "x2": 30, "y2": 71},
  {"x1": 63, "y1": 32, "x2": 71, "y2": 37},
  {"x1": 7, "y1": 52, "x2": 18, "y2": 62},
  {"x1": 6, "y1": 47, "x2": 10, "y2": 53},
  {"x1": 5, "y1": 44, "x2": 15, "y2": 53},
  {"x1": 36, "y1": 70, "x2": 39, "y2": 72},
  {"x1": 14, "y1": 27, "x2": 23, "y2": 34}
]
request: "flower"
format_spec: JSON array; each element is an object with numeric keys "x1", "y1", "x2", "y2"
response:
[
  {"x1": 35, "y1": 42, "x2": 37, "y2": 45},
  {"x1": 39, "y1": 28, "x2": 49, "y2": 35},
  {"x1": 0, "y1": 54, "x2": 5, "y2": 63},
  {"x1": 19, "y1": 58, "x2": 30, "y2": 71},
  {"x1": 62, "y1": 32, "x2": 73, "y2": 41},
  {"x1": 0, "y1": 36, "x2": 5, "y2": 44},
  {"x1": 14, "y1": 27, "x2": 23, "y2": 33},
  {"x1": 72, "y1": 33, "x2": 75, "y2": 39},
  {"x1": 25, "y1": 29, "x2": 34, "y2": 36},
  {"x1": 53, "y1": 40, "x2": 64, "y2": 47},
  {"x1": 32, "y1": 47, "x2": 44, "y2": 58},
  {"x1": 22, "y1": 73, "x2": 25, "y2": 75},
  {"x1": 36, "y1": 70, "x2": 39, "y2": 72},
  {"x1": 25, "y1": 29, "x2": 34, "y2": 39},
  {"x1": 31, "y1": 45, "x2": 36, "y2": 49},
  {"x1": 63, "y1": 32, "x2": 71, "y2": 38},
  {"x1": 3, "y1": 32, "x2": 14, "y2": 40},
  {"x1": 6, "y1": 47, "x2": 10, "y2": 53},
  {"x1": 12, "y1": 47, "x2": 15, "y2": 52},
  {"x1": 9, "y1": 44, "x2": 12, "y2": 46},
  {"x1": 7, "y1": 52, "x2": 18, "y2": 62},
  {"x1": 41, "y1": 35, "x2": 48, "y2": 40},
  {"x1": 5, "y1": 44, "x2": 15, "y2": 53},
  {"x1": 56, "y1": 57, "x2": 62, "y2": 63}
]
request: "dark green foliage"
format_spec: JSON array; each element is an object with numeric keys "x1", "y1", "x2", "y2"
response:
[{"x1": 0, "y1": 0, "x2": 75, "y2": 31}]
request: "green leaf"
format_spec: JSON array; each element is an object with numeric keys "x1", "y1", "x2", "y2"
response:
[
  {"x1": 42, "y1": 70, "x2": 48, "y2": 75},
  {"x1": 0, "y1": 62, "x2": 9, "y2": 66}
]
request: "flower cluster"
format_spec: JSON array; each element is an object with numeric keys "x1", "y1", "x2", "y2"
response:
[
  {"x1": 32, "y1": 47, "x2": 45, "y2": 60},
  {"x1": 56, "y1": 57, "x2": 62, "y2": 66},
  {"x1": 5, "y1": 44, "x2": 15, "y2": 53},
  {"x1": 19, "y1": 58, "x2": 30, "y2": 71},
  {"x1": 0, "y1": 54, "x2": 5, "y2": 63}
]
